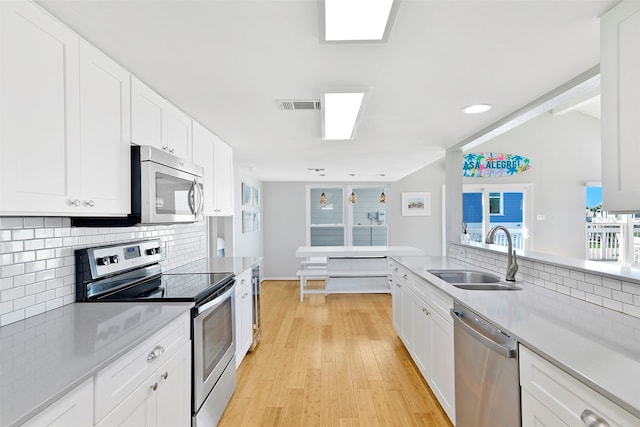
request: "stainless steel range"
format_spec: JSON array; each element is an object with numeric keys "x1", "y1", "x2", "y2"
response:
[{"x1": 75, "y1": 239, "x2": 236, "y2": 427}]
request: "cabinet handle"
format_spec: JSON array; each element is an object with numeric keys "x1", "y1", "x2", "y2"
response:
[
  {"x1": 580, "y1": 410, "x2": 610, "y2": 427},
  {"x1": 150, "y1": 382, "x2": 158, "y2": 391},
  {"x1": 147, "y1": 345, "x2": 165, "y2": 361},
  {"x1": 403, "y1": 274, "x2": 408, "y2": 279},
  {"x1": 162, "y1": 145, "x2": 169, "y2": 151},
  {"x1": 169, "y1": 148, "x2": 175, "y2": 153},
  {"x1": 394, "y1": 268, "x2": 399, "y2": 272},
  {"x1": 422, "y1": 307, "x2": 430, "y2": 315},
  {"x1": 241, "y1": 279, "x2": 246, "y2": 284},
  {"x1": 70, "y1": 199, "x2": 81, "y2": 207},
  {"x1": 84, "y1": 200, "x2": 95, "y2": 207},
  {"x1": 161, "y1": 372, "x2": 168, "y2": 380}
]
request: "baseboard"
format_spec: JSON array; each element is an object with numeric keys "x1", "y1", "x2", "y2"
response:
[{"x1": 262, "y1": 276, "x2": 298, "y2": 281}]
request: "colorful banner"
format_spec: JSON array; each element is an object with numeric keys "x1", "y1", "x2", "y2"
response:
[{"x1": 463, "y1": 153, "x2": 531, "y2": 177}]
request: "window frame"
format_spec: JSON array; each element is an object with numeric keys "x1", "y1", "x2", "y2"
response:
[{"x1": 306, "y1": 184, "x2": 388, "y2": 247}]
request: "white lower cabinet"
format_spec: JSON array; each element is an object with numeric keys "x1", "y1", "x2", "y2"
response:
[
  {"x1": 22, "y1": 378, "x2": 93, "y2": 427},
  {"x1": 390, "y1": 261, "x2": 455, "y2": 424},
  {"x1": 97, "y1": 340, "x2": 191, "y2": 427},
  {"x1": 95, "y1": 313, "x2": 191, "y2": 427},
  {"x1": 520, "y1": 344, "x2": 640, "y2": 427},
  {"x1": 235, "y1": 268, "x2": 253, "y2": 368}
]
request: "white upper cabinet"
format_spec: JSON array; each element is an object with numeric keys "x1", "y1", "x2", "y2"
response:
[
  {"x1": 212, "y1": 134, "x2": 234, "y2": 215},
  {"x1": 0, "y1": 0, "x2": 81, "y2": 214},
  {"x1": 131, "y1": 77, "x2": 164, "y2": 148},
  {"x1": 79, "y1": 40, "x2": 131, "y2": 215},
  {"x1": 601, "y1": 0, "x2": 640, "y2": 213},
  {"x1": 0, "y1": 1, "x2": 131, "y2": 216},
  {"x1": 192, "y1": 121, "x2": 216, "y2": 216},
  {"x1": 131, "y1": 77, "x2": 192, "y2": 159},
  {"x1": 192, "y1": 121, "x2": 234, "y2": 216}
]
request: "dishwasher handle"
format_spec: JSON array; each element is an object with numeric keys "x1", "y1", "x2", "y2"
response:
[{"x1": 451, "y1": 308, "x2": 517, "y2": 359}]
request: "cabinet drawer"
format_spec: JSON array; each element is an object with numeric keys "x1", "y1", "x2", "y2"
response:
[
  {"x1": 412, "y1": 276, "x2": 431, "y2": 300},
  {"x1": 429, "y1": 287, "x2": 453, "y2": 323},
  {"x1": 94, "y1": 312, "x2": 190, "y2": 423},
  {"x1": 519, "y1": 345, "x2": 640, "y2": 427},
  {"x1": 235, "y1": 268, "x2": 252, "y2": 290}
]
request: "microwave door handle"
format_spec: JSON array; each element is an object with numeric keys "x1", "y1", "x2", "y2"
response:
[
  {"x1": 196, "y1": 180, "x2": 204, "y2": 216},
  {"x1": 187, "y1": 180, "x2": 196, "y2": 215}
]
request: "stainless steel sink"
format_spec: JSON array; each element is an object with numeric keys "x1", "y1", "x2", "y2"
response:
[{"x1": 427, "y1": 269, "x2": 522, "y2": 291}]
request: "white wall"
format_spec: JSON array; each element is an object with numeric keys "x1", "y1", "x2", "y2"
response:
[
  {"x1": 462, "y1": 111, "x2": 601, "y2": 258},
  {"x1": 262, "y1": 182, "x2": 306, "y2": 278},
  {"x1": 388, "y1": 159, "x2": 447, "y2": 256},
  {"x1": 232, "y1": 169, "x2": 263, "y2": 258}
]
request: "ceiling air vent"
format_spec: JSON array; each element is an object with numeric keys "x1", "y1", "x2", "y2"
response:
[{"x1": 277, "y1": 99, "x2": 321, "y2": 111}]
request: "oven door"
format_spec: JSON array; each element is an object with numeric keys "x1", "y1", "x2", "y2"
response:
[
  {"x1": 140, "y1": 160, "x2": 204, "y2": 224},
  {"x1": 193, "y1": 282, "x2": 236, "y2": 412}
]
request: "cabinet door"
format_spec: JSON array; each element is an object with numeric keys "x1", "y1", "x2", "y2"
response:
[
  {"x1": 22, "y1": 378, "x2": 93, "y2": 427},
  {"x1": 212, "y1": 135, "x2": 234, "y2": 215},
  {"x1": 601, "y1": 1, "x2": 640, "y2": 212},
  {"x1": 411, "y1": 298, "x2": 431, "y2": 379},
  {"x1": 192, "y1": 122, "x2": 216, "y2": 215},
  {"x1": 97, "y1": 373, "x2": 157, "y2": 427},
  {"x1": 79, "y1": 40, "x2": 131, "y2": 215},
  {"x1": 131, "y1": 77, "x2": 164, "y2": 149},
  {"x1": 156, "y1": 341, "x2": 191, "y2": 427},
  {"x1": 391, "y1": 277, "x2": 402, "y2": 335},
  {"x1": 400, "y1": 285, "x2": 414, "y2": 350},
  {"x1": 521, "y1": 389, "x2": 568, "y2": 427},
  {"x1": 0, "y1": 0, "x2": 81, "y2": 214},
  {"x1": 164, "y1": 104, "x2": 192, "y2": 160},
  {"x1": 429, "y1": 309, "x2": 455, "y2": 423}
]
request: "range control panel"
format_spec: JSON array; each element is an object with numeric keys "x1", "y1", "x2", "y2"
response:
[{"x1": 86, "y1": 239, "x2": 162, "y2": 279}]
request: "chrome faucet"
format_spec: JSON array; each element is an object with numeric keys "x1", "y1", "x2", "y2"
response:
[{"x1": 485, "y1": 226, "x2": 518, "y2": 281}]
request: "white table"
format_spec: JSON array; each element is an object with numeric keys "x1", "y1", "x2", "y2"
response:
[{"x1": 295, "y1": 246, "x2": 425, "y2": 301}]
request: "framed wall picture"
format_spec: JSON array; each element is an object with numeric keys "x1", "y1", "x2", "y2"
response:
[
  {"x1": 402, "y1": 192, "x2": 431, "y2": 216},
  {"x1": 242, "y1": 211, "x2": 253, "y2": 233},
  {"x1": 253, "y1": 212, "x2": 260, "y2": 231},
  {"x1": 242, "y1": 182, "x2": 252, "y2": 206},
  {"x1": 254, "y1": 187, "x2": 260, "y2": 207}
]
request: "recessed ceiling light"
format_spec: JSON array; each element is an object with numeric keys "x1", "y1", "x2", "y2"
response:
[
  {"x1": 462, "y1": 104, "x2": 492, "y2": 114},
  {"x1": 324, "y1": 0, "x2": 395, "y2": 41},
  {"x1": 322, "y1": 92, "x2": 365, "y2": 140}
]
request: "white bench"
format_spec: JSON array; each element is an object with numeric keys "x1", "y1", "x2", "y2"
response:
[{"x1": 296, "y1": 269, "x2": 390, "y2": 301}]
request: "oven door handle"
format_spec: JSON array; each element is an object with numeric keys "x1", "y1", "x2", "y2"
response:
[{"x1": 196, "y1": 284, "x2": 234, "y2": 315}]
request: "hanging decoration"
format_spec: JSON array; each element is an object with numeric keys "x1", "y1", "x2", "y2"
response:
[
  {"x1": 463, "y1": 153, "x2": 531, "y2": 177},
  {"x1": 320, "y1": 192, "x2": 327, "y2": 205},
  {"x1": 379, "y1": 191, "x2": 386, "y2": 204}
]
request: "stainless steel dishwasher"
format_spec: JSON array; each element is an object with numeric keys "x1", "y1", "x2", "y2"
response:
[{"x1": 451, "y1": 301, "x2": 520, "y2": 427}]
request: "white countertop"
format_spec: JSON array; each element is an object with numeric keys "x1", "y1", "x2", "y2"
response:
[
  {"x1": 0, "y1": 301, "x2": 193, "y2": 427},
  {"x1": 395, "y1": 255, "x2": 640, "y2": 419},
  {"x1": 295, "y1": 245, "x2": 425, "y2": 258},
  {"x1": 166, "y1": 256, "x2": 262, "y2": 275}
]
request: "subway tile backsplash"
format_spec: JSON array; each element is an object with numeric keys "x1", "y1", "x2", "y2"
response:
[
  {"x1": 449, "y1": 243, "x2": 640, "y2": 320},
  {"x1": 0, "y1": 217, "x2": 207, "y2": 326}
]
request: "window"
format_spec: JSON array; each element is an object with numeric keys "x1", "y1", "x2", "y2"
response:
[
  {"x1": 309, "y1": 188, "x2": 344, "y2": 246},
  {"x1": 489, "y1": 192, "x2": 503, "y2": 215},
  {"x1": 307, "y1": 185, "x2": 387, "y2": 246}
]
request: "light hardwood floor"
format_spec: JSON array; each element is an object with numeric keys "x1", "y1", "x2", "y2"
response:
[{"x1": 218, "y1": 280, "x2": 453, "y2": 427}]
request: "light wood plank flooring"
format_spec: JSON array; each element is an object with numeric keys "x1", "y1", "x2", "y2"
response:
[{"x1": 218, "y1": 280, "x2": 453, "y2": 427}]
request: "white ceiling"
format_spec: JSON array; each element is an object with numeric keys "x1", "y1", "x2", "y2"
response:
[{"x1": 36, "y1": 0, "x2": 615, "y2": 182}]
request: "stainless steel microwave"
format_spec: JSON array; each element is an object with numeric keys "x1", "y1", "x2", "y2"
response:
[{"x1": 72, "y1": 145, "x2": 204, "y2": 226}]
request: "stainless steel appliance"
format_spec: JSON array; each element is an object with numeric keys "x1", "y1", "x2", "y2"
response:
[
  {"x1": 450, "y1": 301, "x2": 520, "y2": 427},
  {"x1": 249, "y1": 264, "x2": 261, "y2": 351},
  {"x1": 75, "y1": 239, "x2": 236, "y2": 427},
  {"x1": 72, "y1": 145, "x2": 204, "y2": 226}
]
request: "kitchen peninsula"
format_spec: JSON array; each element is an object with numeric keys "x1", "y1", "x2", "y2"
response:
[{"x1": 295, "y1": 246, "x2": 424, "y2": 301}]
